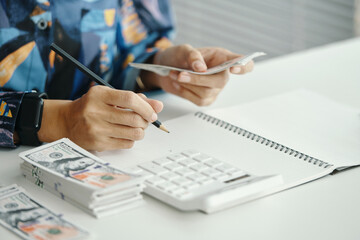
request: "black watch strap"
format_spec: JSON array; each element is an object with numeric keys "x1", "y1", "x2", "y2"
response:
[{"x1": 15, "y1": 92, "x2": 47, "y2": 146}]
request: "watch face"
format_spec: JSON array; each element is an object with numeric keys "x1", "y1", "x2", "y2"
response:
[{"x1": 18, "y1": 98, "x2": 43, "y2": 130}]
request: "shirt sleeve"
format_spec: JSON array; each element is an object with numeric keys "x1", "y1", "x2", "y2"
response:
[
  {"x1": 111, "y1": 0, "x2": 175, "y2": 91},
  {"x1": 0, "y1": 91, "x2": 25, "y2": 148}
]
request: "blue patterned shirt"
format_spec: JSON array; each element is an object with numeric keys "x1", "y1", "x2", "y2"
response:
[{"x1": 0, "y1": 0, "x2": 174, "y2": 147}]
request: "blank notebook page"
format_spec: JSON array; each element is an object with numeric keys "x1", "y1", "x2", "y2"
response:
[{"x1": 206, "y1": 89, "x2": 360, "y2": 169}]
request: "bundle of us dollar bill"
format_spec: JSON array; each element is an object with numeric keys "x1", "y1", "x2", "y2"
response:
[
  {"x1": 19, "y1": 138, "x2": 145, "y2": 218},
  {"x1": 0, "y1": 184, "x2": 89, "y2": 240}
]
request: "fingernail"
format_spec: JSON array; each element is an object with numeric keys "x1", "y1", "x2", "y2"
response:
[
  {"x1": 178, "y1": 73, "x2": 191, "y2": 82},
  {"x1": 192, "y1": 60, "x2": 206, "y2": 71},
  {"x1": 172, "y1": 81, "x2": 180, "y2": 90},
  {"x1": 151, "y1": 113, "x2": 158, "y2": 122},
  {"x1": 231, "y1": 67, "x2": 242, "y2": 73},
  {"x1": 169, "y1": 72, "x2": 178, "y2": 80}
]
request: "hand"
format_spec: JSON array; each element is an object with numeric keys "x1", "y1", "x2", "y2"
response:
[
  {"x1": 37, "y1": 86, "x2": 163, "y2": 151},
  {"x1": 142, "y1": 44, "x2": 254, "y2": 106}
]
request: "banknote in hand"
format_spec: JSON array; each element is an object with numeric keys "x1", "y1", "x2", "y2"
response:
[{"x1": 129, "y1": 52, "x2": 266, "y2": 76}]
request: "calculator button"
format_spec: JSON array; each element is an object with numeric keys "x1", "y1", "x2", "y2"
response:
[
  {"x1": 153, "y1": 158, "x2": 172, "y2": 166},
  {"x1": 169, "y1": 188, "x2": 186, "y2": 195},
  {"x1": 176, "y1": 168, "x2": 195, "y2": 176},
  {"x1": 178, "y1": 158, "x2": 198, "y2": 166},
  {"x1": 199, "y1": 178, "x2": 214, "y2": 185},
  {"x1": 204, "y1": 159, "x2": 222, "y2": 167},
  {"x1": 216, "y1": 164, "x2": 236, "y2": 173},
  {"x1": 164, "y1": 162, "x2": 183, "y2": 171},
  {"x1": 184, "y1": 182, "x2": 200, "y2": 190},
  {"x1": 187, "y1": 173, "x2": 207, "y2": 182},
  {"x1": 177, "y1": 191, "x2": 193, "y2": 199},
  {"x1": 139, "y1": 172, "x2": 153, "y2": 179},
  {"x1": 214, "y1": 173, "x2": 229, "y2": 181},
  {"x1": 201, "y1": 168, "x2": 222, "y2": 177},
  {"x1": 167, "y1": 154, "x2": 186, "y2": 162},
  {"x1": 160, "y1": 172, "x2": 180, "y2": 181},
  {"x1": 181, "y1": 150, "x2": 200, "y2": 157},
  {"x1": 122, "y1": 166, "x2": 144, "y2": 174},
  {"x1": 156, "y1": 182, "x2": 177, "y2": 191},
  {"x1": 146, "y1": 176, "x2": 165, "y2": 185},
  {"x1": 172, "y1": 177, "x2": 192, "y2": 186},
  {"x1": 228, "y1": 169, "x2": 246, "y2": 177},
  {"x1": 139, "y1": 162, "x2": 168, "y2": 175},
  {"x1": 190, "y1": 163, "x2": 208, "y2": 172},
  {"x1": 193, "y1": 154, "x2": 212, "y2": 162}
]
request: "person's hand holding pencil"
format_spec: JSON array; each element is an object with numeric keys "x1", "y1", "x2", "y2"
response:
[
  {"x1": 38, "y1": 86, "x2": 163, "y2": 151},
  {"x1": 38, "y1": 85, "x2": 164, "y2": 151},
  {"x1": 36, "y1": 44, "x2": 165, "y2": 151}
]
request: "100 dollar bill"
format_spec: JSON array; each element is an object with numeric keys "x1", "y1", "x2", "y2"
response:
[
  {"x1": 19, "y1": 138, "x2": 143, "y2": 192},
  {"x1": 0, "y1": 184, "x2": 88, "y2": 240},
  {"x1": 21, "y1": 162, "x2": 144, "y2": 207}
]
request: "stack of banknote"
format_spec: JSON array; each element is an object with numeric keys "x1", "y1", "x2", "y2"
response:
[
  {"x1": 19, "y1": 138, "x2": 145, "y2": 218},
  {"x1": 0, "y1": 184, "x2": 89, "y2": 240}
]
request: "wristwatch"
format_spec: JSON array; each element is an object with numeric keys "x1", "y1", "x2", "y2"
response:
[{"x1": 15, "y1": 92, "x2": 47, "y2": 146}]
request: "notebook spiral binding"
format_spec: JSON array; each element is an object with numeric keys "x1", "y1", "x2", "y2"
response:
[{"x1": 195, "y1": 112, "x2": 333, "y2": 169}]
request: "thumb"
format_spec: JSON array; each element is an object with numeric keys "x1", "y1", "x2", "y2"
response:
[
  {"x1": 137, "y1": 93, "x2": 164, "y2": 113},
  {"x1": 186, "y1": 47, "x2": 207, "y2": 72}
]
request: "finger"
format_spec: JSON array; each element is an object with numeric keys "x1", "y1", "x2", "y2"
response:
[
  {"x1": 103, "y1": 122, "x2": 145, "y2": 141},
  {"x1": 137, "y1": 93, "x2": 164, "y2": 113},
  {"x1": 137, "y1": 93, "x2": 147, "y2": 99},
  {"x1": 102, "y1": 105, "x2": 149, "y2": 128},
  {"x1": 144, "y1": 98, "x2": 164, "y2": 113},
  {"x1": 170, "y1": 81, "x2": 216, "y2": 106},
  {"x1": 179, "y1": 83, "x2": 222, "y2": 99},
  {"x1": 103, "y1": 138, "x2": 135, "y2": 151},
  {"x1": 96, "y1": 87, "x2": 158, "y2": 123},
  {"x1": 230, "y1": 60, "x2": 254, "y2": 74},
  {"x1": 169, "y1": 70, "x2": 179, "y2": 81},
  {"x1": 183, "y1": 45, "x2": 207, "y2": 72},
  {"x1": 177, "y1": 71, "x2": 229, "y2": 88},
  {"x1": 199, "y1": 47, "x2": 242, "y2": 66}
]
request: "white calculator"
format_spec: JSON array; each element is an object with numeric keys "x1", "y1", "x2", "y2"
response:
[{"x1": 124, "y1": 150, "x2": 283, "y2": 213}]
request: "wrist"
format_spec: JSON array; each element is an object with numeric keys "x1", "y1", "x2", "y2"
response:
[
  {"x1": 37, "y1": 99, "x2": 72, "y2": 143},
  {"x1": 139, "y1": 70, "x2": 161, "y2": 90},
  {"x1": 13, "y1": 131, "x2": 19, "y2": 144},
  {"x1": 15, "y1": 92, "x2": 47, "y2": 146},
  {"x1": 138, "y1": 51, "x2": 163, "y2": 90},
  {"x1": 153, "y1": 49, "x2": 163, "y2": 65}
]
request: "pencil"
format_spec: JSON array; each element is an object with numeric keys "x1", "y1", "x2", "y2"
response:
[{"x1": 50, "y1": 43, "x2": 169, "y2": 133}]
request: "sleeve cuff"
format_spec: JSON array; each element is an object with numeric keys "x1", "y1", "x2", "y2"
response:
[
  {"x1": 121, "y1": 49, "x2": 158, "y2": 91},
  {"x1": 0, "y1": 91, "x2": 25, "y2": 148}
]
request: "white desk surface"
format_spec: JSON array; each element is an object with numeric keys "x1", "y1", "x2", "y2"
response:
[{"x1": 1, "y1": 38, "x2": 360, "y2": 240}]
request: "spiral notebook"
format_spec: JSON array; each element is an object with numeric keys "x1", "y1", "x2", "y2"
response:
[{"x1": 101, "y1": 89, "x2": 360, "y2": 201}]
